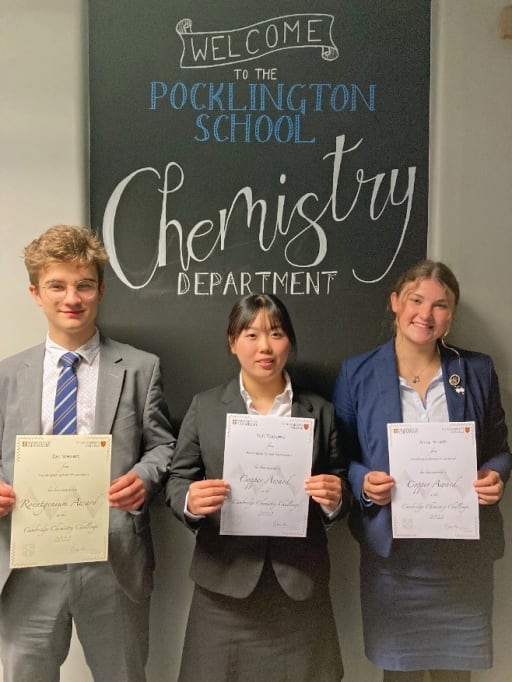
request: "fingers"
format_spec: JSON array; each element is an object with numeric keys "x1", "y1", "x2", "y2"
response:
[
  {"x1": 109, "y1": 471, "x2": 145, "y2": 511},
  {"x1": 474, "y1": 469, "x2": 503, "y2": 505},
  {"x1": 0, "y1": 482, "x2": 15, "y2": 518},
  {"x1": 363, "y1": 470, "x2": 394, "y2": 506},
  {"x1": 305, "y1": 474, "x2": 341, "y2": 512},
  {"x1": 187, "y1": 479, "x2": 230, "y2": 516}
]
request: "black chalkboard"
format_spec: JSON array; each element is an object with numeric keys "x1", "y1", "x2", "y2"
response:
[{"x1": 89, "y1": 0, "x2": 431, "y2": 423}]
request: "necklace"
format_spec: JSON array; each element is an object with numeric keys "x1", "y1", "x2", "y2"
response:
[{"x1": 398, "y1": 350, "x2": 440, "y2": 385}]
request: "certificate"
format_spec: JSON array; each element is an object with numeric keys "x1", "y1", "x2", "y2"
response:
[
  {"x1": 388, "y1": 422, "x2": 479, "y2": 540},
  {"x1": 10, "y1": 435, "x2": 112, "y2": 568},
  {"x1": 220, "y1": 414, "x2": 314, "y2": 537}
]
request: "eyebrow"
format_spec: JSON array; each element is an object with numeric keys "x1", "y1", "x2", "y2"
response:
[
  {"x1": 409, "y1": 291, "x2": 449, "y2": 304},
  {"x1": 244, "y1": 324, "x2": 284, "y2": 332},
  {"x1": 42, "y1": 278, "x2": 97, "y2": 285}
]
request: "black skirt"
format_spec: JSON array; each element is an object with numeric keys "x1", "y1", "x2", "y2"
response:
[{"x1": 178, "y1": 559, "x2": 343, "y2": 682}]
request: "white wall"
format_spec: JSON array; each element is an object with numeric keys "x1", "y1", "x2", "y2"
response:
[
  {"x1": 429, "y1": 4, "x2": 512, "y2": 680},
  {"x1": 1, "y1": 1, "x2": 511, "y2": 681}
]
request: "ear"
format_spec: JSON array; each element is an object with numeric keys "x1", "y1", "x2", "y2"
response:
[
  {"x1": 390, "y1": 291, "x2": 399, "y2": 314},
  {"x1": 29, "y1": 284, "x2": 42, "y2": 307},
  {"x1": 98, "y1": 281, "x2": 106, "y2": 302},
  {"x1": 228, "y1": 336, "x2": 237, "y2": 354}
]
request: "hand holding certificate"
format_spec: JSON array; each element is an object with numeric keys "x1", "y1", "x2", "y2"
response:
[
  {"x1": 388, "y1": 422, "x2": 479, "y2": 540},
  {"x1": 220, "y1": 414, "x2": 314, "y2": 537},
  {"x1": 10, "y1": 435, "x2": 111, "y2": 568}
]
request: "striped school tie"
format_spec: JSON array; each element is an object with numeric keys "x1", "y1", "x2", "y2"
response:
[{"x1": 53, "y1": 352, "x2": 80, "y2": 435}]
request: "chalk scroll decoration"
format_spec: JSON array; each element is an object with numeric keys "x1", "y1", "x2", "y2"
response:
[{"x1": 176, "y1": 14, "x2": 339, "y2": 69}]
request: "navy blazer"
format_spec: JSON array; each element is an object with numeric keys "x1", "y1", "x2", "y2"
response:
[
  {"x1": 333, "y1": 337, "x2": 511, "y2": 559},
  {"x1": 166, "y1": 378, "x2": 350, "y2": 601}
]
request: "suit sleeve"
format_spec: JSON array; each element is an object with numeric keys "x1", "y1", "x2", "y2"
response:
[
  {"x1": 321, "y1": 399, "x2": 352, "y2": 520},
  {"x1": 132, "y1": 357, "x2": 176, "y2": 502},
  {"x1": 479, "y1": 358, "x2": 511, "y2": 483},
  {"x1": 165, "y1": 394, "x2": 205, "y2": 529},
  {"x1": 332, "y1": 361, "x2": 370, "y2": 501}
]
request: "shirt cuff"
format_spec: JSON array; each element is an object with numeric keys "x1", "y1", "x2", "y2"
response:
[
  {"x1": 321, "y1": 496, "x2": 342, "y2": 519},
  {"x1": 360, "y1": 489, "x2": 374, "y2": 508}
]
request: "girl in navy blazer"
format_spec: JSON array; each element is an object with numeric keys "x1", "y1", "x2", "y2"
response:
[
  {"x1": 168, "y1": 294, "x2": 348, "y2": 682},
  {"x1": 333, "y1": 260, "x2": 511, "y2": 682}
]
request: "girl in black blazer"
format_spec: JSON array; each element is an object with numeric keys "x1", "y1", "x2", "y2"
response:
[{"x1": 167, "y1": 294, "x2": 348, "y2": 682}]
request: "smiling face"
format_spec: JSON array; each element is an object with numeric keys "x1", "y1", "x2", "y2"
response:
[
  {"x1": 390, "y1": 277, "x2": 456, "y2": 349},
  {"x1": 229, "y1": 309, "x2": 291, "y2": 394},
  {"x1": 29, "y1": 260, "x2": 104, "y2": 349}
]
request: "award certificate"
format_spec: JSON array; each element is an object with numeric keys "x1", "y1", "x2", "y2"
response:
[
  {"x1": 10, "y1": 435, "x2": 112, "y2": 568},
  {"x1": 388, "y1": 422, "x2": 479, "y2": 540},
  {"x1": 220, "y1": 414, "x2": 314, "y2": 537}
]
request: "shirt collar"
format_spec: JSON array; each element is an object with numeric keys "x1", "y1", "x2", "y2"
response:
[
  {"x1": 238, "y1": 370, "x2": 293, "y2": 411},
  {"x1": 45, "y1": 329, "x2": 101, "y2": 366}
]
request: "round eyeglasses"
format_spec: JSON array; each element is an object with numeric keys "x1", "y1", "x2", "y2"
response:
[{"x1": 39, "y1": 280, "x2": 99, "y2": 301}]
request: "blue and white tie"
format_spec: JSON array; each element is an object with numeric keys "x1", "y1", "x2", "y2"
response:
[{"x1": 53, "y1": 352, "x2": 80, "y2": 435}]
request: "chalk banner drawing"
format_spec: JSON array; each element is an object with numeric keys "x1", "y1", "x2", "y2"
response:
[{"x1": 89, "y1": 1, "x2": 431, "y2": 417}]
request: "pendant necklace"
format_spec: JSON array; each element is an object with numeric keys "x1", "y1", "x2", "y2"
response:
[{"x1": 399, "y1": 351, "x2": 439, "y2": 385}]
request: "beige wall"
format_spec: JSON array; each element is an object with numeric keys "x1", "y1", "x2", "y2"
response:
[{"x1": 1, "y1": 1, "x2": 511, "y2": 680}]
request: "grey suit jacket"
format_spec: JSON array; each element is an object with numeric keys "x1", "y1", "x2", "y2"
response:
[
  {"x1": 166, "y1": 378, "x2": 350, "y2": 601},
  {"x1": 0, "y1": 336, "x2": 176, "y2": 602}
]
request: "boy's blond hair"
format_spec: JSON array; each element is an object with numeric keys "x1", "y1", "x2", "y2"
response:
[{"x1": 24, "y1": 225, "x2": 109, "y2": 284}]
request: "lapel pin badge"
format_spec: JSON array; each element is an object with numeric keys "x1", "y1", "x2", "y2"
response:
[{"x1": 449, "y1": 374, "x2": 465, "y2": 395}]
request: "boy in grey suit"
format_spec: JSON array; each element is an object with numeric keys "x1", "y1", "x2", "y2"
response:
[{"x1": 0, "y1": 225, "x2": 176, "y2": 682}]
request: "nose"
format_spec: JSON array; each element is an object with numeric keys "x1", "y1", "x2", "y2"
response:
[
  {"x1": 418, "y1": 301, "x2": 433, "y2": 319},
  {"x1": 258, "y1": 334, "x2": 272, "y2": 352},
  {"x1": 62, "y1": 285, "x2": 82, "y2": 304}
]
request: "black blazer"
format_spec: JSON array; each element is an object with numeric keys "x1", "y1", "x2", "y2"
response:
[{"x1": 166, "y1": 378, "x2": 350, "y2": 601}]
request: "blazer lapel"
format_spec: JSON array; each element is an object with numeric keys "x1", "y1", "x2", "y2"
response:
[
  {"x1": 95, "y1": 338, "x2": 126, "y2": 434},
  {"x1": 18, "y1": 345, "x2": 45, "y2": 434},
  {"x1": 291, "y1": 393, "x2": 314, "y2": 419},
  {"x1": 440, "y1": 342, "x2": 466, "y2": 422},
  {"x1": 375, "y1": 338, "x2": 403, "y2": 425},
  {"x1": 220, "y1": 378, "x2": 247, "y2": 413}
]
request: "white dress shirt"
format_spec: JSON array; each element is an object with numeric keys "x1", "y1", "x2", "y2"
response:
[
  {"x1": 399, "y1": 368, "x2": 449, "y2": 422},
  {"x1": 41, "y1": 331, "x2": 101, "y2": 434},
  {"x1": 239, "y1": 370, "x2": 294, "y2": 417}
]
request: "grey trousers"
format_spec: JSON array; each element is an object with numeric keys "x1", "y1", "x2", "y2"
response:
[{"x1": 0, "y1": 562, "x2": 149, "y2": 682}]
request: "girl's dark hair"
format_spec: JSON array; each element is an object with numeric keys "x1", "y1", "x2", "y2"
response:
[
  {"x1": 227, "y1": 294, "x2": 297, "y2": 353},
  {"x1": 391, "y1": 259, "x2": 460, "y2": 305}
]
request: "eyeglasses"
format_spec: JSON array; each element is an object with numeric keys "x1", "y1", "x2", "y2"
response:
[{"x1": 39, "y1": 280, "x2": 99, "y2": 301}]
